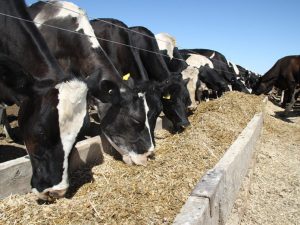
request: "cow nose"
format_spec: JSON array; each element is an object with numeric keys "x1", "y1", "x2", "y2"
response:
[
  {"x1": 188, "y1": 105, "x2": 197, "y2": 112},
  {"x1": 48, "y1": 189, "x2": 67, "y2": 199},
  {"x1": 180, "y1": 120, "x2": 190, "y2": 129}
]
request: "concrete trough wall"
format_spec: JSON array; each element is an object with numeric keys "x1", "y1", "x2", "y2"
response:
[{"x1": 173, "y1": 112, "x2": 264, "y2": 225}]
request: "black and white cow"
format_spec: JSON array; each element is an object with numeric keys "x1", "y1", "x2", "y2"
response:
[
  {"x1": 183, "y1": 48, "x2": 228, "y2": 64},
  {"x1": 236, "y1": 64, "x2": 260, "y2": 92},
  {"x1": 90, "y1": 18, "x2": 163, "y2": 139},
  {"x1": 252, "y1": 55, "x2": 300, "y2": 113},
  {"x1": 28, "y1": 1, "x2": 155, "y2": 166},
  {"x1": 227, "y1": 61, "x2": 250, "y2": 93},
  {"x1": 129, "y1": 26, "x2": 191, "y2": 131},
  {"x1": 180, "y1": 49, "x2": 249, "y2": 93},
  {"x1": 155, "y1": 33, "x2": 226, "y2": 104},
  {"x1": 197, "y1": 66, "x2": 230, "y2": 100},
  {"x1": 155, "y1": 33, "x2": 188, "y2": 74},
  {"x1": 0, "y1": 0, "x2": 88, "y2": 200}
]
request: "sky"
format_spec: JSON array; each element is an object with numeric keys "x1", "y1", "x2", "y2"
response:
[{"x1": 25, "y1": 0, "x2": 300, "y2": 75}]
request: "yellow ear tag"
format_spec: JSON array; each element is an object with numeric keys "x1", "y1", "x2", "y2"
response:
[
  {"x1": 122, "y1": 73, "x2": 130, "y2": 81},
  {"x1": 163, "y1": 94, "x2": 171, "y2": 100}
]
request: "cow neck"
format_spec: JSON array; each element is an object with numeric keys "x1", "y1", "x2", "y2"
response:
[
  {"x1": 93, "y1": 47, "x2": 127, "y2": 86},
  {"x1": 0, "y1": 0, "x2": 67, "y2": 89},
  {"x1": 130, "y1": 27, "x2": 171, "y2": 82},
  {"x1": 261, "y1": 62, "x2": 280, "y2": 83}
]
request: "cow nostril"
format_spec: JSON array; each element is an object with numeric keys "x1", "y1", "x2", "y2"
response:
[
  {"x1": 181, "y1": 121, "x2": 191, "y2": 129},
  {"x1": 48, "y1": 189, "x2": 67, "y2": 199},
  {"x1": 147, "y1": 151, "x2": 155, "y2": 160}
]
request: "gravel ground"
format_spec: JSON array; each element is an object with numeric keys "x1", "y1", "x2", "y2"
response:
[{"x1": 241, "y1": 101, "x2": 300, "y2": 225}]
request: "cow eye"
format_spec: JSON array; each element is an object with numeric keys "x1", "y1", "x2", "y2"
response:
[
  {"x1": 131, "y1": 117, "x2": 143, "y2": 125},
  {"x1": 108, "y1": 89, "x2": 113, "y2": 95},
  {"x1": 36, "y1": 167, "x2": 42, "y2": 174}
]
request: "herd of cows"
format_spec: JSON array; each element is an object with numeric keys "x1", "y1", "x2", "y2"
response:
[{"x1": 0, "y1": 0, "x2": 299, "y2": 201}]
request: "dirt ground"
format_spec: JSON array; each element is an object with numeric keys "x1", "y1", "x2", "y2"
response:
[{"x1": 241, "y1": 101, "x2": 300, "y2": 225}]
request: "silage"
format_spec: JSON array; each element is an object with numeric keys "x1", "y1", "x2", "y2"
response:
[{"x1": 0, "y1": 92, "x2": 264, "y2": 225}]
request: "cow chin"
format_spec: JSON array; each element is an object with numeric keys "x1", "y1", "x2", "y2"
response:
[{"x1": 104, "y1": 133, "x2": 154, "y2": 166}]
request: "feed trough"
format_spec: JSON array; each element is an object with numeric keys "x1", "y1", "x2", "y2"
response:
[{"x1": 0, "y1": 92, "x2": 265, "y2": 224}]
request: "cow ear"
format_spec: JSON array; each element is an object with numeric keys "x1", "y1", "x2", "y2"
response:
[
  {"x1": 86, "y1": 74, "x2": 121, "y2": 104},
  {"x1": 183, "y1": 78, "x2": 190, "y2": 86}
]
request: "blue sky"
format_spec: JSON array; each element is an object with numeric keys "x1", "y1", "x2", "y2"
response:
[{"x1": 25, "y1": 0, "x2": 300, "y2": 74}]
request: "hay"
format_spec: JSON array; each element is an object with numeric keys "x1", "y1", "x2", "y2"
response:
[{"x1": 0, "y1": 92, "x2": 264, "y2": 225}]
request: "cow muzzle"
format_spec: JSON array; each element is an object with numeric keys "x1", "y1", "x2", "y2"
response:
[
  {"x1": 122, "y1": 150, "x2": 155, "y2": 166},
  {"x1": 32, "y1": 188, "x2": 67, "y2": 201},
  {"x1": 188, "y1": 104, "x2": 198, "y2": 112}
]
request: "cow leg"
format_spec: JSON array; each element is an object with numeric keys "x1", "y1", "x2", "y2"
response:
[
  {"x1": 279, "y1": 90, "x2": 285, "y2": 105},
  {"x1": 281, "y1": 90, "x2": 291, "y2": 108},
  {"x1": 284, "y1": 86, "x2": 300, "y2": 114}
]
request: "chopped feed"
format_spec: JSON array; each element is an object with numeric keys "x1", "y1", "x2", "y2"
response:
[{"x1": 0, "y1": 92, "x2": 264, "y2": 225}]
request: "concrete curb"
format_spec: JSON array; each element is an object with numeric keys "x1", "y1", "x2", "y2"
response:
[{"x1": 173, "y1": 112, "x2": 264, "y2": 225}]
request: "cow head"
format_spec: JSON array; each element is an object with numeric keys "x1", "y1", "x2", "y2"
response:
[
  {"x1": 245, "y1": 72, "x2": 260, "y2": 92},
  {"x1": 87, "y1": 74, "x2": 154, "y2": 166},
  {"x1": 251, "y1": 76, "x2": 272, "y2": 95},
  {"x1": 161, "y1": 74, "x2": 191, "y2": 132},
  {"x1": 231, "y1": 78, "x2": 250, "y2": 94},
  {"x1": 18, "y1": 79, "x2": 88, "y2": 201}
]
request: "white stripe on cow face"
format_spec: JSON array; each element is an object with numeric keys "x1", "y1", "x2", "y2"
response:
[
  {"x1": 228, "y1": 61, "x2": 239, "y2": 75},
  {"x1": 209, "y1": 52, "x2": 215, "y2": 59},
  {"x1": 139, "y1": 92, "x2": 155, "y2": 152},
  {"x1": 186, "y1": 54, "x2": 214, "y2": 69},
  {"x1": 155, "y1": 33, "x2": 176, "y2": 59},
  {"x1": 34, "y1": 1, "x2": 100, "y2": 48},
  {"x1": 51, "y1": 79, "x2": 87, "y2": 191}
]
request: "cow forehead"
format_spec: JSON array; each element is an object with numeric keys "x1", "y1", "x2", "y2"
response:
[{"x1": 34, "y1": 1, "x2": 100, "y2": 48}]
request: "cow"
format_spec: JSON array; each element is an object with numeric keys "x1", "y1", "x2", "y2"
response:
[
  {"x1": 186, "y1": 49, "x2": 249, "y2": 94},
  {"x1": 179, "y1": 51, "x2": 232, "y2": 99},
  {"x1": 182, "y1": 48, "x2": 228, "y2": 64},
  {"x1": 236, "y1": 64, "x2": 260, "y2": 92},
  {"x1": 155, "y1": 33, "x2": 227, "y2": 104},
  {"x1": 252, "y1": 55, "x2": 300, "y2": 113},
  {"x1": 90, "y1": 18, "x2": 163, "y2": 139},
  {"x1": 0, "y1": 0, "x2": 88, "y2": 200},
  {"x1": 180, "y1": 49, "x2": 249, "y2": 93},
  {"x1": 197, "y1": 66, "x2": 230, "y2": 100},
  {"x1": 28, "y1": 1, "x2": 155, "y2": 166},
  {"x1": 128, "y1": 26, "x2": 191, "y2": 132},
  {"x1": 155, "y1": 33, "x2": 188, "y2": 73}
]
